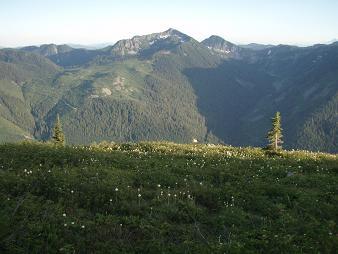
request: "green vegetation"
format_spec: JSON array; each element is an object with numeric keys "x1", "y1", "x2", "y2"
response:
[
  {"x1": 0, "y1": 142, "x2": 337, "y2": 253},
  {"x1": 0, "y1": 30, "x2": 337, "y2": 152},
  {"x1": 0, "y1": 116, "x2": 31, "y2": 142},
  {"x1": 267, "y1": 112, "x2": 283, "y2": 152},
  {"x1": 51, "y1": 114, "x2": 65, "y2": 146},
  {"x1": 296, "y1": 93, "x2": 338, "y2": 152}
]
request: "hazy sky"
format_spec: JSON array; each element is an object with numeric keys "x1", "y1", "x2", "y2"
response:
[{"x1": 1, "y1": 0, "x2": 338, "y2": 47}]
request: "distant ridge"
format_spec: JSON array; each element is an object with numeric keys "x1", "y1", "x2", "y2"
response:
[
  {"x1": 67, "y1": 43, "x2": 115, "y2": 50},
  {"x1": 21, "y1": 44, "x2": 73, "y2": 56},
  {"x1": 239, "y1": 43, "x2": 275, "y2": 51}
]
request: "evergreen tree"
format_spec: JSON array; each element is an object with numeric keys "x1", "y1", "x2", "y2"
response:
[
  {"x1": 52, "y1": 114, "x2": 65, "y2": 146},
  {"x1": 267, "y1": 112, "x2": 283, "y2": 152}
]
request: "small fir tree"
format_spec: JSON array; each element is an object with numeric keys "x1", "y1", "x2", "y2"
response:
[
  {"x1": 52, "y1": 114, "x2": 65, "y2": 146},
  {"x1": 267, "y1": 111, "x2": 283, "y2": 152}
]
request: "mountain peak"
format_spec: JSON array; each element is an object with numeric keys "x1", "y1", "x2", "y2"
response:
[
  {"x1": 163, "y1": 28, "x2": 188, "y2": 37},
  {"x1": 164, "y1": 28, "x2": 178, "y2": 33},
  {"x1": 109, "y1": 29, "x2": 191, "y2": 57},
  {"x1": 202, "y1": 35, "x2": 240, "y2": 57},
  {"x1": 202, "y1": 35, "x2": 235, "y2": 48},
  {"x1": 207, "y1": 35, "x2": 231, "y2": 42},
  {"x1": 202, "y1": 35, "x2": 235, "y2": 45}
]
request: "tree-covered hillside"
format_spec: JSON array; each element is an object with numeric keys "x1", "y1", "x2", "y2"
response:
[
  {"x1": 0, "y1": 49, "x2": 60, "y2": 142},
  {"x1": 184, "y1": 42, "x2": 338, "y2": 152},
  {"x1": 0, "y1": 29, "x2": 337, "y2": 152}
]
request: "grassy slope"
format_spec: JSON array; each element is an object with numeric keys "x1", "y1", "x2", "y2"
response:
[{"x1": 0, "y1": 142, "x2": 337, "y2": 253}]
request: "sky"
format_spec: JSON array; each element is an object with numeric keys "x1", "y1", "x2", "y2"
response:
[{"x1": 1, "y1": 0, "x2": 338, "y2": 47}]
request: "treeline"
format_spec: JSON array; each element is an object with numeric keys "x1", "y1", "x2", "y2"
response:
[{"x1": 53, "y1": 106, "x2": 285, "y2": 154}]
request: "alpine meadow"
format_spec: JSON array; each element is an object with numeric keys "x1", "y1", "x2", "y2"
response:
[{"x1": 0, "y1": 1, "x2": 337, "y2": 253}]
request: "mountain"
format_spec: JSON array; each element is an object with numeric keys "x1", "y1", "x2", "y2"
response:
[
  {"x1": 239, "y1": 43, "x2": 275, "y2": 51},
  {"x1": 201, "y1": 35, "x2": 244, "y2": 58},
  {"x1": 234, "y1": 43, "x2": 338, "y2": 151},
  {"x1": 104, "y1": 28, "x2": 192, "y2": 58},
  {"x1": 0, "y1": 49, "x2": 60, "y2": 142},
  {"x1": 184, "y1": 41, "x2": 338, "y2": 151},
  {"x1": 0, "y1": 29, "x2": 337, "y2": 152},
  {"x1": 325, "y1": 38, "x2": 337, "y2": 44},
  {"x1": 21, "y1": 44, "x2": 101, "y2": 67},
  {"x1": 21, "y1": 44, "x2": 74, "y2": 56}
]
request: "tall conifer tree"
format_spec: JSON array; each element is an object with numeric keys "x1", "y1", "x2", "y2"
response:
[
  {"x1": 52, "y1": 114, "x2": 65, "y2": 146},
  {"x1": 267, "y1": 112, "x2": 283, "y2": 152}
]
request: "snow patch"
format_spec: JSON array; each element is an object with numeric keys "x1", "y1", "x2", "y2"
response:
[{"x1": 159, "y1": 34, "x2": 170, "y2": 39}]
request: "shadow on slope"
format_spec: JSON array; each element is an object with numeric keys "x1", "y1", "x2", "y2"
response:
[{"x1": 184, "y1": 60, "x2": 275, "y2": 146}]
